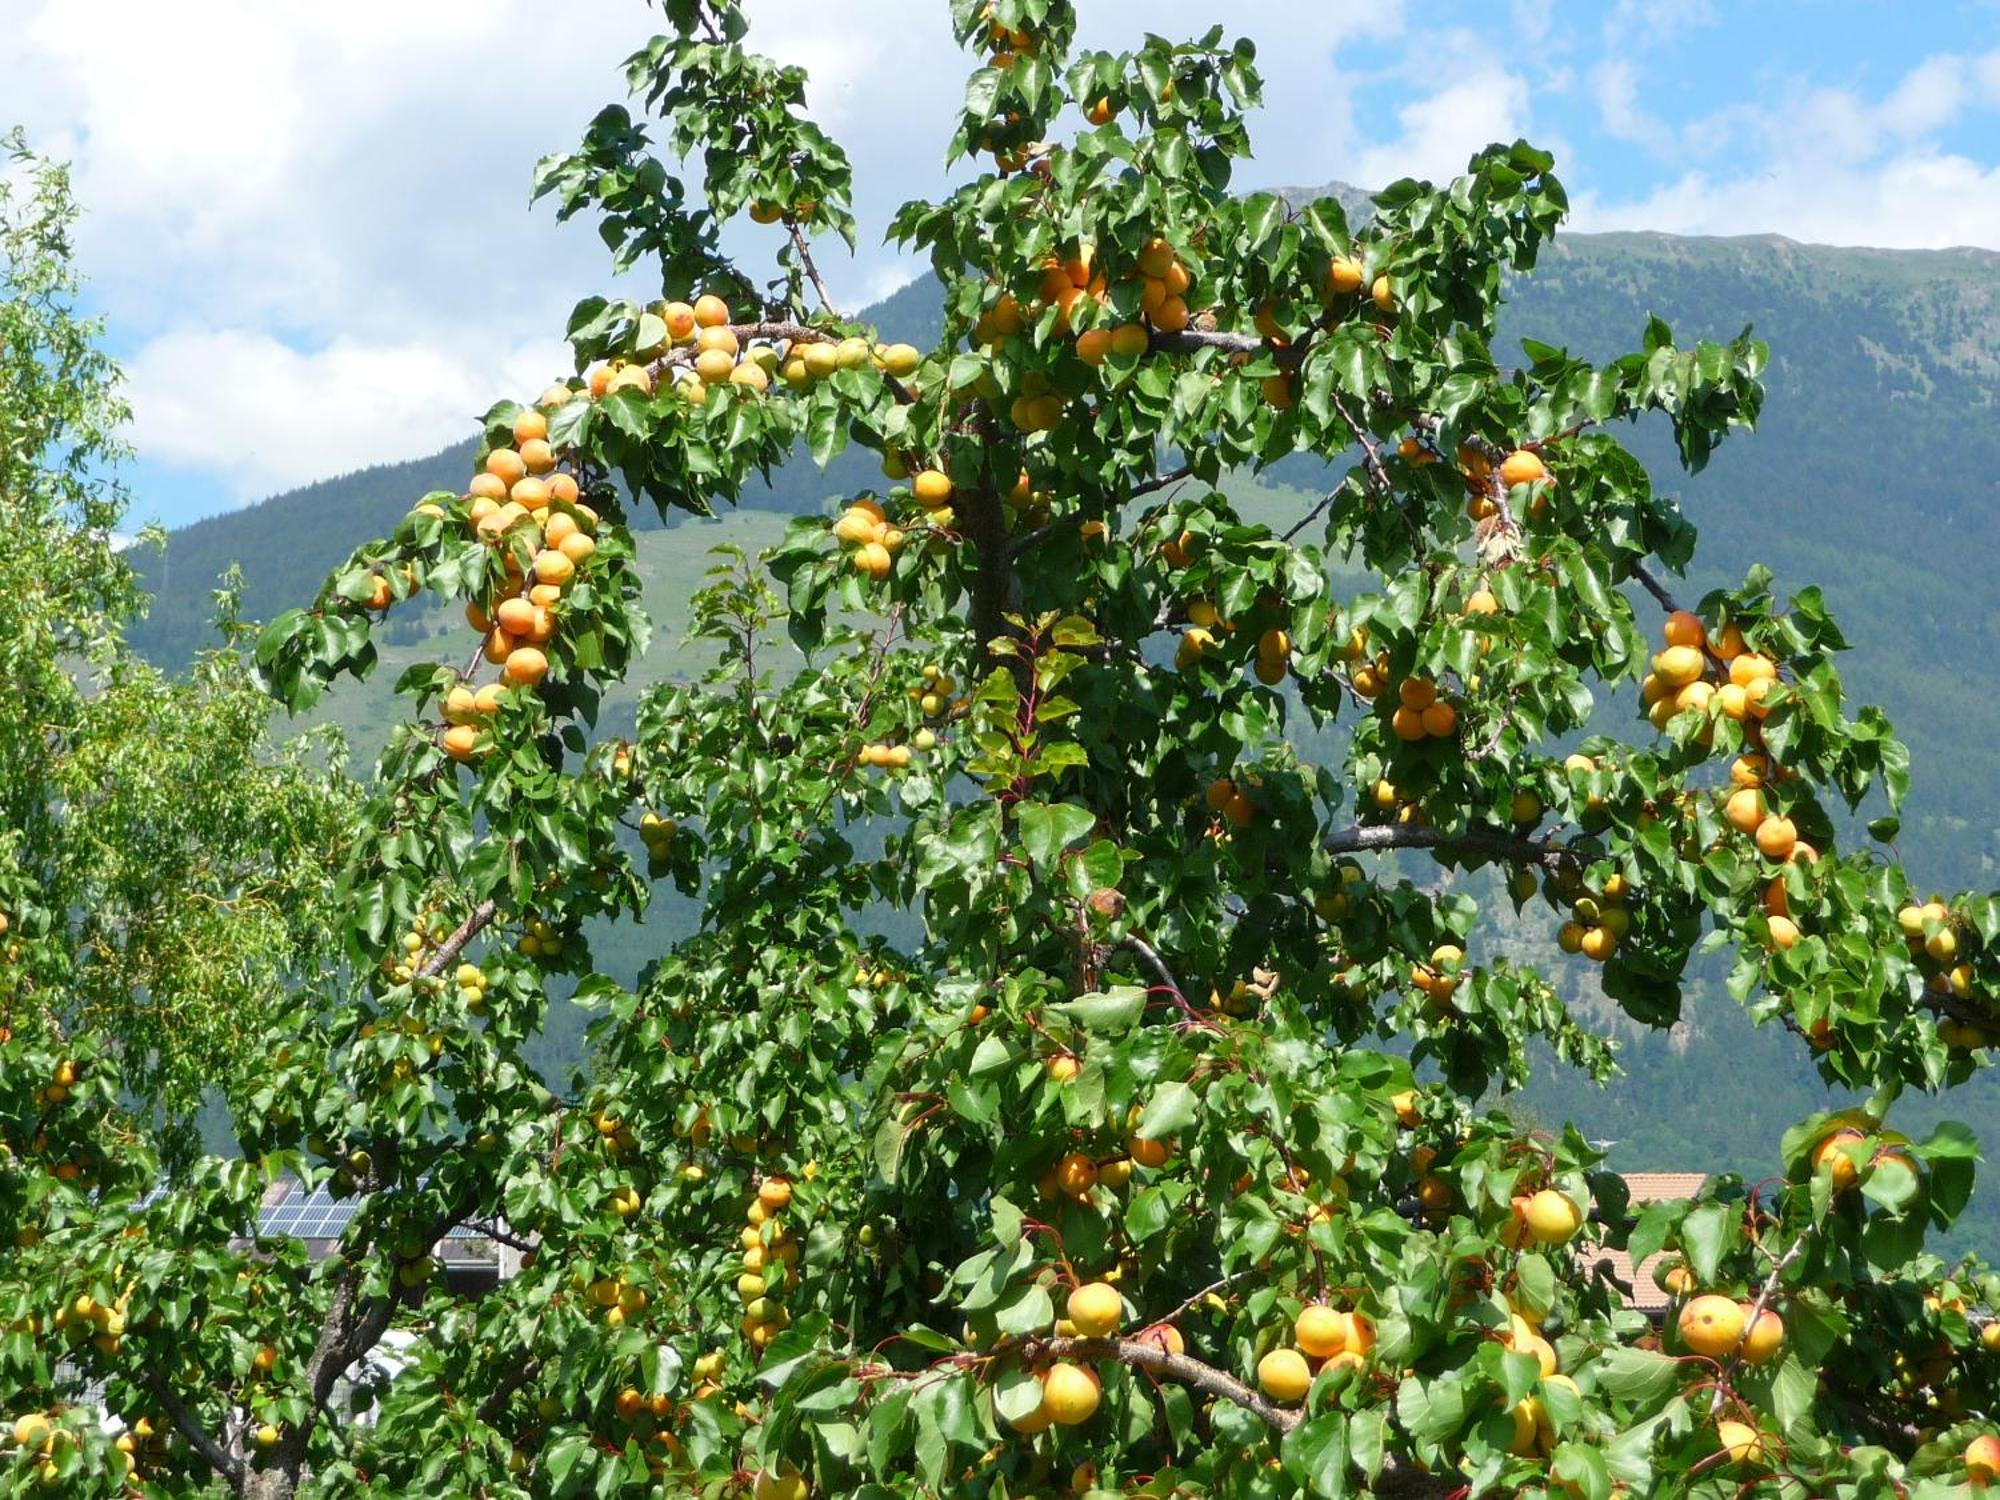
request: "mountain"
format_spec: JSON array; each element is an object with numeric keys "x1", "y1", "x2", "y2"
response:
[{"x1": 127, "y1": 190, "x2": 2000, "y2": 1240}]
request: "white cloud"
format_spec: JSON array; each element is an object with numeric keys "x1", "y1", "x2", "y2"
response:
[
  {"x1": 1603, "y1": 0, "x2": 1717, "y2": 51},
  {"x1": 1572, "y1": 149, "x2": 2000, "y2": 250},
  {"x1": 126, "y1": 328, "x2": 564, "y2": 500},
  {"x1": 1591, "y1": 58, "x2": 1675, "y2": 155},
  {"x1": 1575, "y1": 45, "x2": 2000, "y2": 250},
  {"x1": 1878, "y1": 54, "x2": 1972, "y2": 139},
  {"x1": 1347, "y1": 63, "x2": 1536, "y2": 188}
]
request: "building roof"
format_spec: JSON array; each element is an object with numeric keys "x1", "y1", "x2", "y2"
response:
[
  {"x1": 1620, "y1": 1172, "x2": 1709, "y2": 1204},
  {"x1": 1588, "y1": 1172, "x2": 1707, "y2": 1314}
]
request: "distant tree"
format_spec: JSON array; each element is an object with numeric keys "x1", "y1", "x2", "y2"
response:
[
  {"x1": 0, "y1": 132, "x2": 357, "y2": 1128},
  {"x1": 7, "y1": 6, "x2": 2000, "y2": 1499}
]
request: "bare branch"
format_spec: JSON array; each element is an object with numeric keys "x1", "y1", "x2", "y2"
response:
[
  {"x1": 1325, "y1": 821, "x2": 1588, "y2": 872},
  {"x1": 786, "y1": 221, "x2": 842, "y2": 317}
]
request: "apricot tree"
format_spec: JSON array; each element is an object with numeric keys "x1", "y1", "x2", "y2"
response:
[{"x1": 6, "y1": 4, "x2": 2000, "y2": 1498}]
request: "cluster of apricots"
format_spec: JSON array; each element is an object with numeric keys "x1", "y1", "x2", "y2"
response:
[
  {"x1": 586, "y1": 293, "x2": 921, "y2": 406},
  {"x1": 1255, "y1": 1301, "x2": 1378, "y2": 1403},
  {"x1": 582, "y1": 1266, "x2": 651, "y2": 1332},
  {"x1": 1674, "y1": 1290, "x2": 1786, "y2": 1366},
  {"x1": 1810, "y1": 1124, "x2": 1916, "y2": 1195},
  {"x1": 832, "y1": 497, "x2": 903, "y2": 580},
  {"x1": 738, "y1": 1175, "x2": 801, "y2": 1352},
  {"x1": 1202, "y1": 773, "x2": 1258, "y2": 831},
  {"x1": 1641, "y1": 609, "x2": 1776, "y2": 735},
  {"x1": 1455, "y1": 445, "x2": 1553, "y2": 523},
  {"x1": 1388, "y1": 676, "x2": 1459, "y2": 742},
  {"x1": 1554, "y1": 868, "x2": 1633, "y2": 964},
  {"x1": 423, "y1": 400, "x2": 601, "y2": 761},
  {"x1": 379, "y1": 909, "x2": 457, "y2": 985},
  {"x1": 9, "y1": 1408, "x2": 160, "y2": 1487},
  {"x1": 639, "y1": 811, "x2": 678, "y2": 864},
  {"x1": 46, "y1": 1281, "x2": 132, "y2": 1359},
  {"x1": 1409, "y1": 941, "x2": 1467, "y2": 1010},
  {"x1": 1325, "y1": 252, "x2": 1397, "y2": 317},
  {"x1": 1894, "y1": 898, "x2": 1991, "y2": 1046}
]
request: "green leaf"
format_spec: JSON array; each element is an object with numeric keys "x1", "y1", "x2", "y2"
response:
[
  {"x1": 1056, "y1": 987, "x2": 1146, "y2": 1033},
  {"x1": 1134, "y1": 1082, "x2": 1197, "y2": 1140},
  {"x1": 1017, "y1": 800, "x2": 1099, "y2": 869}
]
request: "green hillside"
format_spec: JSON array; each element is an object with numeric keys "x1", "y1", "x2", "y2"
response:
[{"x1": 133, "y1": 201, "x2": 2000, "y2": 1243}]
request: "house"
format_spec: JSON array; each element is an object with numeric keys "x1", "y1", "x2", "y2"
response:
[{"x1": 1588, "y1": 1172, "x2": 1708, "y2": 1317}]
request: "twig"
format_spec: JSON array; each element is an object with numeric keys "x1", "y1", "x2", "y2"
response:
[
  {"x1": 786, "y1": 221, "x2": 842, "y2": 317},
  {"x1": 1281, "y1": 484, "x2": 1341, "y2": 543},
  {"x1": 1708, "y1": 1227, "x2": 1809, "y2": 1414},
  {"x1": 1629, "y1": 560, "x2": 1681, "y2": 613},
  {"x1": 1128, "y1": 463, "x2": 1194, "y2": 500},
  {"x1": 1155, "y1": 1268, "x2": 1257, "y2": 1328}
]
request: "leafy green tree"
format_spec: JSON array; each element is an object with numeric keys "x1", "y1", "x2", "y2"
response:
[
  {"x1": 7, "y1": 6, "x2": 2000, "y2": 1498},
  {"x1": 0, "y1": 132, "x2": 357, "y2": 1127}
]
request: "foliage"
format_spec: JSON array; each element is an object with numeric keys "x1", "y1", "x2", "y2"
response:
[
  {"x1": 0, "y1": 133, "x2": 358, "y2": 1127},
  {"x1": 8, "y1": 7, "x2": 2000, "y2": 1500}
]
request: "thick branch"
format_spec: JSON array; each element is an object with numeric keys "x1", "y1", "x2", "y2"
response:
[
  {"x1": 1325, "y1": 822, "x2": 1587, "y2": 872},
  {"x1": 1037, "y1": 1335, "x2": 1298, "y2": 1429},
  {"x1": 139, "y1": 1371, "x2": 243, "y2": 1487},
  {"x1": 1148, "y1": 327, "x2": 1271, "y2": 360}
]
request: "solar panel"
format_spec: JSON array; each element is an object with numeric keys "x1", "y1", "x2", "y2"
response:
[{"x1": 135, "y1": 1179, "x2": 495, "y2": 1244}]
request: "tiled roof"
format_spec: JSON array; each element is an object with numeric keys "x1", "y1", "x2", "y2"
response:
[
  {"x1": 1588, "y1": 1172, "x2": 1707, "y2": 1314},
  {"x1": 1621, "y1": 1172, "x2": 1709, "y2": 1204}
]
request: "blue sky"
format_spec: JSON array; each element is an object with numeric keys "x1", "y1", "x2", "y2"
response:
[{"x1": 5, "y1": 0, "x2": 1997, "y2": 530}]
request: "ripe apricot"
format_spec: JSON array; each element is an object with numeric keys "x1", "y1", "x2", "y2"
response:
[
  {"x1": 1679, "y1": 1294, "x2": 1747, "y2": 1358},
  {"x1": 1066, "y1": 1282, "x2": 1121, "y2": 1338},
  {"x1": 1041, "y1": 1363, "x2": 1100, "y2": 1425},
  {"x1": 1257, "y1": 1347, "x2": 1312, "y2": 1402},
  {"x1": 502, "y1": 646, "x2": 549, "y2": 688}
]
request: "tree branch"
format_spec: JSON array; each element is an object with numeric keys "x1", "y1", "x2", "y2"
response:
[
  {"x1": 1628, "y1": 560, "x2": 1681, "y2": 614},
  {"x1": 1324, "y1": 822, "x2": 1588, "y2": 872},
  {"x1": 1035, "y1": 1334, "x2": 1299, "y2": 1429},
  {"x1": 418, "y1": 900, "x2": 498, "y2": 980},
  {"x1": 1118, "y1": 935, "x2": 1186, "y2": 1004},
  {"x1": 1027, "y1": 1337, "x2": 1454, "y2": 1497},
  {"x1": 786, "y1": 222, "x2": 842, "y2": 318},
  {"x1": 1148, "y1": 327, "x2": 1269, "y2": 359},
  {"x1": 138, "y1": 1371, "x2": 243, "y2": 1487},
  {"x1": 1709, "y1": 1227, "x2": 1809, "y2": 1414},
  {"x1": 1128, "y1": 463, "x2": 1194, "y2": 500}
]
